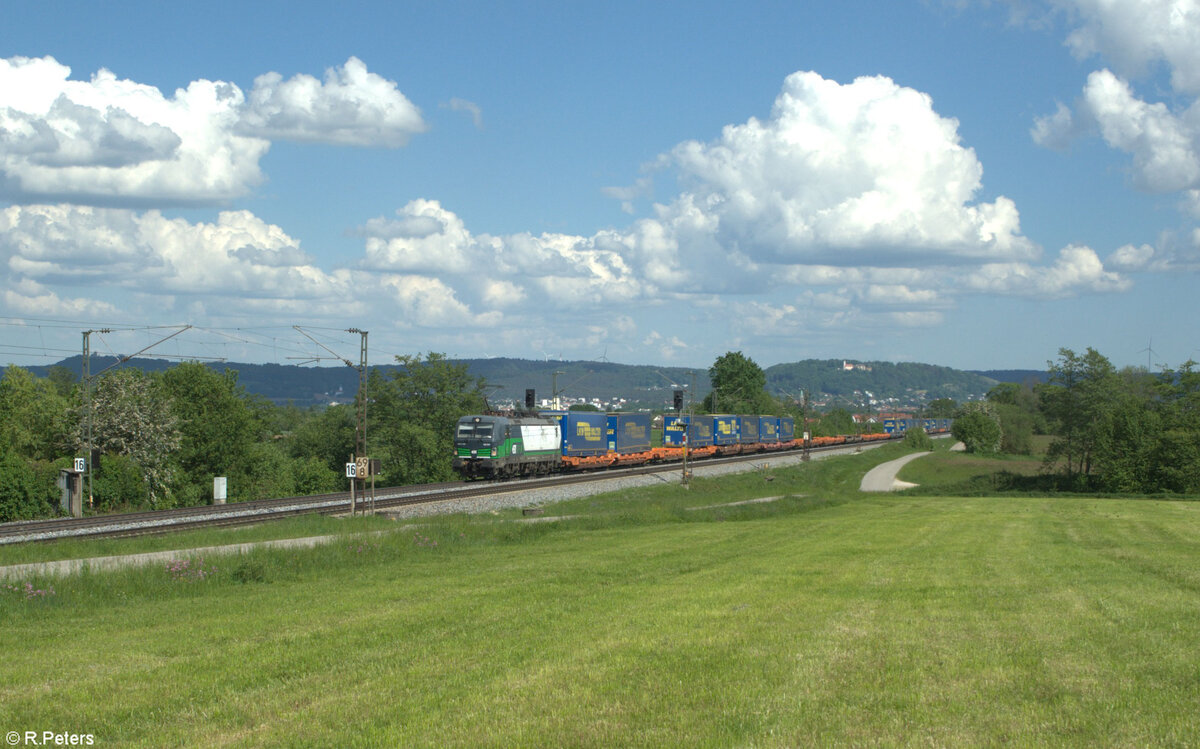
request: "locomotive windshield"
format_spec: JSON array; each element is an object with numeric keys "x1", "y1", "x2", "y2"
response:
[
  {"x1": 455, "y1": 420, "x2": 494, "y2": 440},
  {"x1": 456, "y1": 423, "x2": 493, "y2": 439}
]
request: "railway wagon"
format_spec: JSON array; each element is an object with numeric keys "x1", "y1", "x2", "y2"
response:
[
  {"x1": 663, "y1": 415, "x2": 715, "y2": 448},
  {"x1": 452, "y1": 414, "x2": 560, "y2": 478},
  {"x1": 539, "y1": 410, "x2": 609, "y2": 456},
  {"x1": 883, "y1": 418, "x2": 918, "y2": 434},
  {"x1": 607, "y1": 412, "x2": 652, "y2": 454},
  {"x1": 758, "y1": 416, "x2": 780, "y2": 443},
  {"x1": 779, "y1": 416, "x2": 795, "y2": 442},
  {"x1": 713, "y1": 415, "x2": 740, "y2": 446},
  {"x1": 737, "y1": 414, "x2": 760, "y2": 444}
]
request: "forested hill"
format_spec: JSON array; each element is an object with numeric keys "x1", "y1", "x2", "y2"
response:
[
  {"x1": 7, "y1": 355, "x2": 1018, "y2": 408},
  {"x1": 765, "y1": 360, "x2": 999, "y2": 402},
  {"x1": 969, "y1": 369, "x2": 1048, "y2": 385}
]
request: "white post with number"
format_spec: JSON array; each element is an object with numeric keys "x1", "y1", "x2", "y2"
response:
[{"x1": 345, "y1": 461, "x2": 357, "y2": 516}]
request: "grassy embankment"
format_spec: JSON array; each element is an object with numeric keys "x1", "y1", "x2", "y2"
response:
[{"x1": 2, "y1": 443, "x2": 1199, "y2": 746}]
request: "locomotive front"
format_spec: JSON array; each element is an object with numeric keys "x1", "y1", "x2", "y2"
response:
[{"x1": 452, "y1": 415, "x2": 503, "y2": 478}]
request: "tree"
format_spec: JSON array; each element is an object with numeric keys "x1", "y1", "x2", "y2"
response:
[
  {"x1": 993, "y1": 403, "x2": 1033, "y2": 455},
  {"x1": 702, "y1": 351, "x2": 775, "y2": 413},
  {"x1": 815, "y1": 408, "x2": 856, "y2": 437},
  {"x1": 0, "y1": 366, "x2": 74, "y2": 462},
  {"x1": 926, "y1": 398, "x2": 957, "y2": 419},
  {"x1": 952, "y1": 403, "x2": 1002, "y2": 454},
  {"x1": 1039, "y1": 348, "x2": 1118, "y2": 483},
  {"x1": 369, "y1": 353, "x2": 488, "y2": 484},
  {"x1": 288, "y1": 404, "x2": 357, "y2": 475},
  {"x1": 159, "y1": 363, "x2": 259, "y2": 505},
  {"x1": 85, "y1": 368, "x2": 181, "y2": 508},
  {"x1": 904, "y1": 426, "x2": 933, "y2": 451}
]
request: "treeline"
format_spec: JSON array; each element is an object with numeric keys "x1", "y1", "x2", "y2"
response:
[
  {"x1": 0, "y1": 354, "x2": 486, "y2": 522},
  {"x1": 951, "y1": 347, "x2": 1199, "y2": 494}
]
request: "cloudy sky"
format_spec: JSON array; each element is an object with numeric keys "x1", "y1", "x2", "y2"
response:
[{"x1": 1, "y1": 0, "x2": 1197, "y2": 371}]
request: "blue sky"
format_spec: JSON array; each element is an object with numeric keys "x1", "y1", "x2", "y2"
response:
[{"x1": 1, "y1": 0, "x2": 1197, "y2": 372}]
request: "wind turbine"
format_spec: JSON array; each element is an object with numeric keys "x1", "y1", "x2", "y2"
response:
[{"x1": 1137, "y1": 338, "x2": 1160, "y2": 371}]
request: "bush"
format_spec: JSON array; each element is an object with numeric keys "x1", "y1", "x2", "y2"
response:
[
  {"x1": 0, "y1": 453, "x2": 55, "y2": 521},
  {"x1": 91, "y1": 453, "x2": 152, "y2": 511},
  {"x1": 904, "y1": 427, "x2": 933, "y2": 451},
  {"x1": 291, "y1": 456, "x2": 341, "y2": 496},
  {"x1": 994, "y1": 403, "x2": 1033, "y2": 455},
  {"x1": 953, "y1": 409, "x2": 1002, "y2": 454}
]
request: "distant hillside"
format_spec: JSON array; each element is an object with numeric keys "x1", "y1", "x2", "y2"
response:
[
  {"x1": 766, "y1": 359, "x2": 997, "y2": 404},
  {"x1": 456, "y1": 358, "x2": 710, "y2": 408},
  {"x1": 6, "y1": 355, "x2": 1009, "y2": 409},
  {"x1": 15, "y1": 355, "x2": 364, "y2": 408},
  {"x1": 970, "y1": 369, "x2": 1047, "y2": 385}
]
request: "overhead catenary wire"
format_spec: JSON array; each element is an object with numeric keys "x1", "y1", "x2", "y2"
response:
[{"x1": 1, "y1": 316, "x2": 398, "y2": 370}]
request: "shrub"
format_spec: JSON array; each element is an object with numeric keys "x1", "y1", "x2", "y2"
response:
[
  {"x1": 904, "y1": 427, "x2": 933, "y2": 451},
  {"x1": 0, "y1": 453, "x2": 54, "y2": 521},
  {"x1": 953, "y1": 408, "x2": 1002, "y2": 454}
]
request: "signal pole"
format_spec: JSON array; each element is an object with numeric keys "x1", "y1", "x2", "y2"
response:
[
  {"x1": 82, "y1": 328, "x2": 110, "y2": 508},
  {"x1": 81, "y1": 325, "x2": 190, "y2": 511},
  {"x1": 294, "y1": 326, "x2": 370, "y2": 512}
]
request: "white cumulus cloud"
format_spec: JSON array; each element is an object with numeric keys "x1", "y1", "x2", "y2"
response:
[
  {"x1": 1035, "y1": 2, "x2": 1200, "y2": 193},
  {"x1": 0, "y1": 55, "x2": 425, "y2": 205},
  {"x1": 964, "y1": 244, "x2": 1129, "y2": 296},
  {"x1": 240, "y1": 57, "x2": 427, "y2": 146},
  {"x1": 653, "y1": 71, "x2": 1037, "y2": 269}
]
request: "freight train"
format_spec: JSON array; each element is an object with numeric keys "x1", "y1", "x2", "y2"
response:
[{"x1": 452, "y1": 411, "x2": 952, "y2": 479}]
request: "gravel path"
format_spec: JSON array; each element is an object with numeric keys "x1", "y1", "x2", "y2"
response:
[{"x1": 859, "y1": 452, "x2": 932, "y2": 492}]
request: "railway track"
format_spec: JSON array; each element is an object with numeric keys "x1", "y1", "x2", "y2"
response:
[{"x1": 0, "y1": 440, "x2": 889, "y2": 545}]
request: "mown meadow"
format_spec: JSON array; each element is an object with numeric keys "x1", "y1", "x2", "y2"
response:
[{"x1": 2, "y1": 443, "x2": 1198, "y2": 746}]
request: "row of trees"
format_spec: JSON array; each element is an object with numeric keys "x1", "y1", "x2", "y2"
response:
[
  {"x1": 711, "y1": 347, "x2": 1199, "y2": 495},
  {"x1": 0, "y1": 348, "x2": 850, "y2": 521},
  {"x1": 0, "y1": 354, "x2": 487, "y2": 522},
  {"x1": 4, "y1": 346, "x2": 1192, "y2": 521},
  {"x1": 948, "y1": 347, "x2": 1199, "y2": 494}
]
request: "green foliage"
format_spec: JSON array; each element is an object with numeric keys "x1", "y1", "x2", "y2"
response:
[
  {"x1": 1039, "y1": 348, "x2": 1116, "y2": 481},
  {"x1": 46, "y1": 366, "x2": 77, "y2": 398},
  {"x1": 160, "y1": 362, "x2": 259, "y2": 505},
  {"x1": 925, "y1": 398, "x2": 957, "y2": 418},
  {"x1": 993, "y1": 403, "x2": 1033, "y2": 455},
  {"x1": 903, "y1": 426, "x2": 933, "y2": 451},
  {"x1": 89, "y1": 453, "x2": 152, "y2": 511},
  {"x1": 289, "y1": 455, "x2": 341, "y2": 496},
  {"x1": 288, "y1": 404, "x2": 356, "y2": 474},
  {"x1": 0, "y1": 366, "x2": 75, "y2": 462},
  {"x1": 369, "y1": 352, "x2": 488, "y2": 484},
  {"x1": 0, "y1": 452, "x2": 56, "y2": 522},
  {"x1": 1034, "y1": 350, "x2": 1200, "y2": 493},
  {"x1": 86, "y1": 368, "x2": 180, "y2": 507},
  {"x1": 767, "y1": 359, "x2": 995, "y2": 402},
  {"x1": 1151, "y1": 430, "x2": 1200, "y2": 493},
  {"x1": 702, "y1": 351, "x2": 775, "y2": 414},
  {"x1": 568, "y1": 404, "x2": 601, "y2": 411},
  {"x1": 814, "y1": 407, "x2": 856, "y2": 437},
  {"x1": 239, "y1": 441, "x2": 295, "y2": 502},
  {"x1": 952, "y1": 404, "x2": 1002, "y2": 454}
]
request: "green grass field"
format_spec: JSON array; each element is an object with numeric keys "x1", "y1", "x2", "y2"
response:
[{"x1": 2, "y1": 446, "x2": 1199, "y2": 746}]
